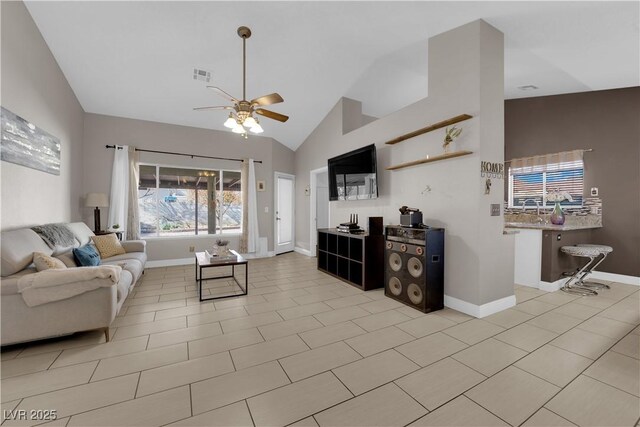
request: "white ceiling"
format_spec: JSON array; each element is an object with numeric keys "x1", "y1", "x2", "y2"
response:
[{"x1": 25, "y1": 1, "x2": 639, "y2": 150}]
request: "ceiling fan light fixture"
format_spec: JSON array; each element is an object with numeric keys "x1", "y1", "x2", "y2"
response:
[
  {"x1": 195, "y1": 25, "x2": 287, "y2": 139},
  {"x1": 243, "y1": 116, "x2": 257, "y2": 128},
  {"x1": 232, "y1": 122, "x2": 246, "y2": 134},
  {"x1": 250, "y1": 122, "x2": 264, "y2": 134},
  {"x1": 223, "y1": 113, "x2": 237, "y2": 128}
]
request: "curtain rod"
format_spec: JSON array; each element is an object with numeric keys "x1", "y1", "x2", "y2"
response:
[
  {"x1": 505, "y1": 148, "x2": 593, "y2": 164},
  {"x1": 105, "y1": 145, "x2": 262, "y2": 164}
]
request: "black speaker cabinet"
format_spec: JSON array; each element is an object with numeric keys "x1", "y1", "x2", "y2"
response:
[
  {"x1": 368, "y1": 217, "x2": 383, "y2": 236},
  {"x1": 384, "y1": 228, "x2": 444, "y2": 313}
]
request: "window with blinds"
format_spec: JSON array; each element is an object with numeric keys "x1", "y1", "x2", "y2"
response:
[{"x1": 509, "y1": 159, "x2": 584, "y2": 208}]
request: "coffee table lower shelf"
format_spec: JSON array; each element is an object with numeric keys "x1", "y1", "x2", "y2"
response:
[{"x1": 195, "y1": 250, "x2": 248, "y2": 302}]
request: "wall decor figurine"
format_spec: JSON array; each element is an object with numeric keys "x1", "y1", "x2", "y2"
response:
[
  {"x1": 443, "y1": 126, "x2": 462, "y2": 153},
  {"x1": 1, "y1": 107, "x2": 61, "y2": 175},
  {"x1": 485, "y1": 178, "x2": 492, "y2": 194}
]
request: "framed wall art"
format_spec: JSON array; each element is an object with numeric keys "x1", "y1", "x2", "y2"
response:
[{"x1": 1, "y1": 107, "x2": 61, "y2": 175}]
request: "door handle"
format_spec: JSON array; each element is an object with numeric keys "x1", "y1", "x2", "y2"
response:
[{"x1": 276, "y1": 217, "x2": 281, "y2": 221}]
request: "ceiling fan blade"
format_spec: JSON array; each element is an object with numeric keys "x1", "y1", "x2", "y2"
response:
[
  {"x1": 251, "y1": 93, "x2": 284, "y2": 106},
  {"x1": 206, "y1": 86, "x2": 239, "y2": 103},
  {"x1": 255, "y1": 108, "x2": 289, "y2": 123},
  {"x1": 193, "y1": 106, "x2": 233, "y2": 111}
]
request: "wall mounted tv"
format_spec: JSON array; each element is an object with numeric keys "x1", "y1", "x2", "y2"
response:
[{"x1": 328, "y1": 144, "x2": 378, "y2": 201}]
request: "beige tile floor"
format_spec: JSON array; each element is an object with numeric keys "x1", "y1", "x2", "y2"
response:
[{"x1": 1, "y1": 253, "x2": 639, "y2": 426}]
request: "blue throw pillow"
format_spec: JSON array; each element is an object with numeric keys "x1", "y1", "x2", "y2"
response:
[{"x1": 73, "y1": 244, "x2": 101, "y2": 267}]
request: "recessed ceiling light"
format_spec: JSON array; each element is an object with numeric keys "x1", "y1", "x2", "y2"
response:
[
  {"x1": 517, "y1": 85, "x2": 539, "y2": 91},
  {"x1": 193, "y1": 68, "x2": 211, "y2": 83}
]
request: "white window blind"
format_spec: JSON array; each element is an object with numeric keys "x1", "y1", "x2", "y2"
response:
[{"x1": 508, "y1": 150, "x2": 584, "y2": 208}]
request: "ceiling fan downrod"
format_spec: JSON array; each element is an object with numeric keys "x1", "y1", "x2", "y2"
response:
[{"x1": 237, "y1": 26, "x2": 252, "y2": 102}]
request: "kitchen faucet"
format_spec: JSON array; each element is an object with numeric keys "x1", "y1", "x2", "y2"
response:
[{"x1": 521, "y1": 199, "x2": 541, "y2": 215}]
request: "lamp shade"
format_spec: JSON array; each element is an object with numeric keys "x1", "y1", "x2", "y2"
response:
[{"x1": 85, "y1": 193, "x2": 109, "y2": 208}]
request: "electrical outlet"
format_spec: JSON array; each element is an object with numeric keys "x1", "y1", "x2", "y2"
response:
[
  {"x1": 188, "y1": 246, "x2": 195, "y2": 252},
  {"x1": 590, "y1": 187, "x2": 598, "y2": 196}
]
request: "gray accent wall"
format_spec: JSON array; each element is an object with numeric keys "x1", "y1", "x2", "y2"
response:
[
  {"x1": 1, "y1": 1, "x2": 85, "y2": 230},
  {"x1": 505, "y1": 87, "x2": 640, "y2": 277},
  {"x1": 295, "y1": 20, "x2": 514, "y2": 308},
  {"x1": 82, "y1": 113, "x2": 294, "y2": 260}
]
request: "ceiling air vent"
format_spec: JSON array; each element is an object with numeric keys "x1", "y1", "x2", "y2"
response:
[
  {"x1": 517, "y1": 85, "x2": 539, "y2": 91},
  {"x1": 193, "y1": 68, "x2": 211, "y2": 83}
]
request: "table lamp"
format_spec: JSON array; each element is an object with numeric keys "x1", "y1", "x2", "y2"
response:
[{"x1": 85, "y1": 193, "x2": 109, "y2": 232}]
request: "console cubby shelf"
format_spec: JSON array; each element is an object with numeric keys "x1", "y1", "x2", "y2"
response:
[
  {"x1": 317, "y1": 229, "x2": 383, "y2": 291},
  {"x1": 384, "y1": 114, "x2": 472, "y2": 145},
  {"x1": 386, "y1": 150, "x2": 474, "y2": 171}
]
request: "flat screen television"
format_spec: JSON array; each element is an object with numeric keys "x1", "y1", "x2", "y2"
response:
[{"x1": 328, "y1": 144, "x2": 378, "y2": 201}]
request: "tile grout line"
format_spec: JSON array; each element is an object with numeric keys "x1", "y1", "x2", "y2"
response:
[{"x1": 512, "y1": 325, "x2": 640, "y2": 426}]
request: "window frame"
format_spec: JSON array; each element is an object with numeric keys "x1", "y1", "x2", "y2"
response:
[
  {"x1": 138, "y1": 162, "x2": 243, "y2": 239},
  {"x1": 508, "y1": 164, "x2": 584, "y2": 209}
]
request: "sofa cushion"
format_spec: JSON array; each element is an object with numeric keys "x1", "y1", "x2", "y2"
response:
[
  {"x1": 73, "y1": 245, "x2": 101, "y2": 267},
  {"x1": 102, "y1": 251, "x2": 147, "y2": 266},
  {"x1": 121, "y1": 240, "x2": 146, "y2": 253},
  {"x1": 66, "y1": 222, "x2": 95, "y2": 247},
  {"x1": 33, "y1": 252, "x2": 67, "y2": 271},
  {"x1": 92, "y1": 234, "x2": 126, "y2": 259},
  {"x1": 55, "y1": 252, "x2": 78, "y2": 268},
  {"x1": 1, "y1": 267, "x2": 37, "y2": 296},
  {"x1": 116, "y1": 269, "x2": 133, "y2": 302},
  {"x1": 102, "y1": 258, "x2": 144, "y2": 284},
  {"x1": 1, "y1": 229, "x2": 53, "y2": 277}
]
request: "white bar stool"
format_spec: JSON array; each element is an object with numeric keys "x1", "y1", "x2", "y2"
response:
[
  {"x1": 560, "y1": 245, "x2": 600, "y2": 296},
  {"x1": 576, "y1": 244, "x2": 612, "y2": 290}
]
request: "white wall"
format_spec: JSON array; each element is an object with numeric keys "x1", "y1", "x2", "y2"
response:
[
  {"x1": 82, "y1": 113, "x2": 294, "y2": 261},
  {"x1": 294, "y1": 20, "x2": 514, "y2": 308},
  {"x1": 1, "y1": 1, "x2": 85, "y2": 230}
]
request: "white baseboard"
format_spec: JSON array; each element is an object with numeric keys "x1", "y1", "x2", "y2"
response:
[
  {"x1": 539, "y1": 278, "x2": 566, "y2": 292},
  {"x1": 294, "y1": 247, "x2": 314, "y2": 257},
  {"x1": 146, "y1": 251, "x2": 277, "y2": 267},
  {"x1": 241, "y1": 251, "x2": 275, "y2": 259},
  {"x1": 444, "y1": 294, "x2": 516, "y2": 318},
  {"x1": 591, "y1": 271, "x2": 640, "y2": 286},
  {"x1": 146, "y1": 258, "x2": 193, "y2": 268}
]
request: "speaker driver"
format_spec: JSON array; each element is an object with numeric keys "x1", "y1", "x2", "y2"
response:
[
  {"x1": 386, "y1": 242, "x2": 393, "y2": 250},
  {"x1": 407, "y1": 283, "x2": 424, "y2": 305},
  {"x1": 388, "y1": 253, "x2": 402, "y2": 272},
  {"x1": 388, "y1": 277, "x2": 402, "y2": 296},
  {"x1": 408, "y1": 257, "x2": 424, "y2": 278}
]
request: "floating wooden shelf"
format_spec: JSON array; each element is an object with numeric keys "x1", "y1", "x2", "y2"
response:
[
  {"x1": 387, "y1": 150, "x2": 473, "y2": 171},
  {"x1": 384, "y1": 114, "x2": 473, "y2": 145}
]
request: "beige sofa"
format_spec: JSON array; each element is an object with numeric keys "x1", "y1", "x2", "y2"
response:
[{"x1": 0, "y1": 222, "x2": 146, "y2": 346}]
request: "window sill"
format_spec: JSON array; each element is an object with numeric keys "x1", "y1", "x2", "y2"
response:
[{"x1": 142, "y1": 233, "x2": 242, "y2": 241}]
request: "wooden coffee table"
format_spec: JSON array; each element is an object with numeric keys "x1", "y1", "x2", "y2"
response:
[{"x1": 195, "y1": 250, "x2": 248, "y2": 301}]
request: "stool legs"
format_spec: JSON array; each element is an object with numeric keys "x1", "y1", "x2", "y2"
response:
[
  {"x1": 561, "y1": 256, "x2": 598, "y2": 296},
  {"x1": 577, "y1": 252, "x2": 611, "y2": 290}
]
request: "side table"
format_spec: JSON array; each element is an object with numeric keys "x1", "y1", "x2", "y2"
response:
[{"x1": 94, "y1": 230, "x2": 123, "y2": 241}]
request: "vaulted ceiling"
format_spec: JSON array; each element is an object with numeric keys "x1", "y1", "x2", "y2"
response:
[{"x1": 25, "y1": 1, "x2": 639, "y2": 150}]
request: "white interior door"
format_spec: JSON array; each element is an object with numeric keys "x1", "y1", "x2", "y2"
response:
[
  {"x1": 316, "y1": 184, "x2": 329, "y2": 229},
  {"x1": 275, "y1": 172, "x2": 295, "y2": 254},
  {"x1": 310, "y1": 167, "x2": 330, "y2": 255}
]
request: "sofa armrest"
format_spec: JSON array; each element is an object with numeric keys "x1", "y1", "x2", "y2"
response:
[{"x1": 121, "y1": 240, "x2": 146, "y2": 253}]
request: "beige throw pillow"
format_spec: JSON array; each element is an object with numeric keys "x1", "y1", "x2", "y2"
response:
[
  {"x1": 33, "y1": 252, "x2": 67, "y2": 271},
  {"x1": 91, "y1": 234, "x2": 126, "y2": 259}
]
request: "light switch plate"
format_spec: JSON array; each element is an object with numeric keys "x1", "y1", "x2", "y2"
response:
[
  {"x1": 264, "y1": 206, "x2": 269, "y2": 213},
  {"x1": 490, "y1": 204, "x2": 500, "y2": 216},
  {"x1": 590, "y1": 187, "x2": 598, "y2": 196}
]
